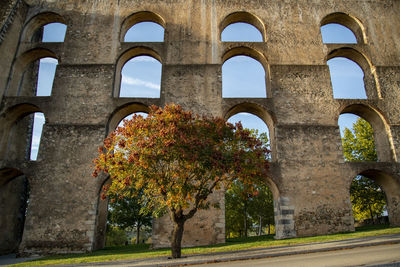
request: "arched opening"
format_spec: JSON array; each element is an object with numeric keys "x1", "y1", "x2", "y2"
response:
[
  {"x1": 222, "y1": 56, "x2": 266, "y2": 98},
  {"x1": 225, "y1": 112, "x2": 275, "y2": 238},
  {"x1": 116, "y1": 112, "x2": 148, "y2": 128},
  {"x1": 339, "y1": 104, "x2": 396, "y2": 162},
  {"x1": 114, "y1": 47, "x2": 162, "y2": 98},
  {"x1": 328, "y1": 57, "x2": 366, "y2": 99},
  {"x1": 124, "y1": 22, "x2": 164, "y2": 42},
  {"x1": 19, "y1": 21, "x2": 64, "y2": 98},
  {"x1": 106, "y1": 103, "x2": 150, "y2": 134},
  {"x1": 21, "y1": 12, "x2": 67, "y2": 43},
  {"x1": 95, "y1": 110, "x2": 151, "y2": 249},
  {"x1": 320, "y1": 12, "x2": 366, "y2": 44},
  {"x1": 225, "y1": 180, "x2": 275, "y2": 238},
  {"x1": 6, "y1": 48, "x2": 58, "y2": 96},
  {"x1": 105, "y1": 174, "x2": 152, "y2": 247},
  {"x1": 119, "y1": 56, "x2": 161, "y2": 98},
  {"x1": 36, "y1": 57, "x2": 58, "y2": 96},
  {"x1": 350, "y1": 174, "x2": 388, "y2": 227},
  {"x1": 120, "y1": 11, "x2": 166, "y2": 43},
  {"x1": 327, "y1": 48, "x2": 380, "y2": 99},
  {"x1": 16, "y1": 56, "x2": 58, "y2": 97},
  {"x1": 348, "y1": 170, "x2": 400, "y2": 227},
  {"x1": 228, "y1": 112, "x2": 270, "y2": 150},
  {"x1": 0, "y1": 169, "x2": 30, "y2": 255},
  {"x1": 0, "y1": 104, "x2": 45, "y2": 162},
  {"x1": 33, "y1": 22, "x2": 67, "y2": 43},
  {"x1": 221, "y1": 22, "x2": 263, "y2": 42},
  {"x1": 338, "y1": 114, "x2": 377, "y2": 162},
  {"x1": 224, "y1": 103, "x2": 276, "y2": 162},
  {"x1": 7, "y1": 112, "x2": 46, "y2": 162},
  {"x1": 220, "y1": 12, "x2": 266, "y2": 42},
  {"x1": 321, "y1": 23, "x2": 357, "y2": 44}
]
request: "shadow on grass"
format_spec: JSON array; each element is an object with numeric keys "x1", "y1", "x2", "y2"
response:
[{"x1": 355, "y1": 224, "x2": 390, "y2": 232}]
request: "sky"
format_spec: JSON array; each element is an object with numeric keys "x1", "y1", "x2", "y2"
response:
[
  {"x1": 120, "y1": 56, "x2": 161, "y2": 98},
  {"x1": 30, "y1": 22, "x2": 364, "y2": 160}
]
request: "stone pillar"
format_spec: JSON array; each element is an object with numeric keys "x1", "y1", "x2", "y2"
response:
[{"x1": 18, "y1": 124, "x2": 105, "y2": 255}]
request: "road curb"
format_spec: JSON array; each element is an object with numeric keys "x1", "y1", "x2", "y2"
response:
[{"x1": 185, "y1": 240, "x2": 400, "y2": 267}]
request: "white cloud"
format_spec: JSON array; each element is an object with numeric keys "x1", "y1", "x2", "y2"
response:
[
  {"x1": 235, "y1": 112, "x2": 254, "y2": 117},
  {"x1": 131, "y1": 56, "x2": 158, "y2": 62},
  {"x1": 121, "y1": 76, "x2": 160, "y2": 90}
]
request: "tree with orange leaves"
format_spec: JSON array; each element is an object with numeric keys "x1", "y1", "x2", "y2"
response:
[{"x1": 93, "y1": 104, "x2": 270, "y2": 258}]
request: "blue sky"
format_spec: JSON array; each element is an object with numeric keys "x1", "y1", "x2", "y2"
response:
[
  {"x1": 30, "y1": 22, "x2": 364, "y2": 160},
  {"x1": 124, "y1": 22, "x2": 164, "y2": 42},
  {"x1": 222, "y1": 56, "x2": 266, "y2": 98},
  {"x1": 120, "y1": 56, "x2": 161, "y2": 98},
  {"x1": 221, "y1": 22, "x2": 263, "y2": 42}
]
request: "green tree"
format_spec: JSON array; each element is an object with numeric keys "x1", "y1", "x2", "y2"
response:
[
  {"x1": 342, "y1": 118, "x2": 377, "y2": 162},
  {"x1": 341, "y1": 118, "x2": 386, "y2": 222},
  {"x1": 248, "y1": 183, "x2": 274, "y2": 235},
  {"x1": 107, "y1": 192, "x2": 152, "y2": 244},
  {"x1": 225, "y1": 180, "x2": 251, "y2": 238},
  {"x1": 93, "y1": 104, "x2": 270, "y2": 258},
  {"x1": 225, "y1": 181, "x2": 274, "y2": 238},
  {"x1": 225, "y1": 130, "x2": 274, "y2": 238},
  {"x1": 350, "y1": 176, "x2": 386, "y2": 222},
  {"x1": 105, "y1": 225, "x2": 128, "y2": 247}
]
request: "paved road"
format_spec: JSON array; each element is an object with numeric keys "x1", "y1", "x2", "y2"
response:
[{"x1": 191, "y1": 243, "x2": 400, "y2": 267}]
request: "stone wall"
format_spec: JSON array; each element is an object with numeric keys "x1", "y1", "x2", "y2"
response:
[{"x1": 0, "y1": 0, "x2": 399, "y2": 255}]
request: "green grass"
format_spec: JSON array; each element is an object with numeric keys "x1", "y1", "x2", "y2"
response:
[{"x1": 11, "y1": 225, "x2": 400, "y2": 266}]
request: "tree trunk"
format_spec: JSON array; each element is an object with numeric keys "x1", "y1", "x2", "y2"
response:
[
  {"x1": 369, "y1": 205, "x2": 375, "y2": 224},
  {"x1": 136, "y1": 223, "x2": 141, "y2": 244},
  {"x1": 268, "y1": 224, "x2": 270, "y2": 235},
  {"x1": 258, "y1": 216, "x2": 262, "y2": 236},
  {"x1": 171, "y1": 220, "x2": 185, "y2": 258}
]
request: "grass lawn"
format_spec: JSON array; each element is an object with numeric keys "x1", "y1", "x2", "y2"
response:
[{"x1": 11, "y1": 225, "x2": 400, "y2": 266}]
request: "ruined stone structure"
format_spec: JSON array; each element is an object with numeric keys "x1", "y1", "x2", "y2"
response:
[{"x1": 0, "y1": 0, "x2": 399, "y2": 256}]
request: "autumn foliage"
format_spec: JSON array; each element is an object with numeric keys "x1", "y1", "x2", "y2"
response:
[{"x1": 93, "y1": 104, "x2": 270, "y2": 258}]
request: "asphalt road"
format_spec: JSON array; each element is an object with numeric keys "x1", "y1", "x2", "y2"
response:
[{"x1": 191, "y1": 243, "x2": 400, "y2": 267}]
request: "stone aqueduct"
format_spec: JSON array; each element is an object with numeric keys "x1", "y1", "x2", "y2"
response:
[{"x1": 0, "y1": 0, "x2": 399, "y2": 255}]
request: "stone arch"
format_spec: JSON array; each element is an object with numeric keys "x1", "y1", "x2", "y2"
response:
[
  {"x1": 224, "y1": 102, "x2": 276, "y2": 162},
  {"x1": 113, "y1": 47, "x2": 162, "y2": 98},
  {"x1": 222, "y1": 46, "x2": 271, "y2": 97},
  {"x1": 21, "y1": 12, "x2": 67, "y2": 42},
  {"x1": 328, "y1": 57, "x2": 366, "y2": 99},
  {"x1": 321, "y1": 12, "x2": 366, "y2": 44},
  {"x1": 257, "y1": 174, "x2": 282, "y2": 237},
  {"x1": 326, "y1": 47, "x2": 381, "y2": 99},
  {"x1": 220, "y1": 11, "x2": 266, "y2": 42},
  {"x1": 345, "y1": 169, "x2": 400, "y2": 226},
  {"x1": 0, "y1": 167, "x2": 24, "y2": 187},
  {"x1": 0, "y1": 168, "x2": 29, "y2": 254},
  {"x1": 0, "y1": 103, "x2": 43, "y2": 160},
  {"x1": 106, "y1": 102, "x2": 150, "y2": 135},
  {"x1": 338, "y1": 104, "x2": 396, "y2": 162},
  {"x1": 120, "y1": 11, "x2": 166, "y2": 42},
  {"x1": 256, "y1": 172, "x2": 295, "y2": 239},
  {"x1": 6, "y1": 48, "x2": 58, "y2": 96}
]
